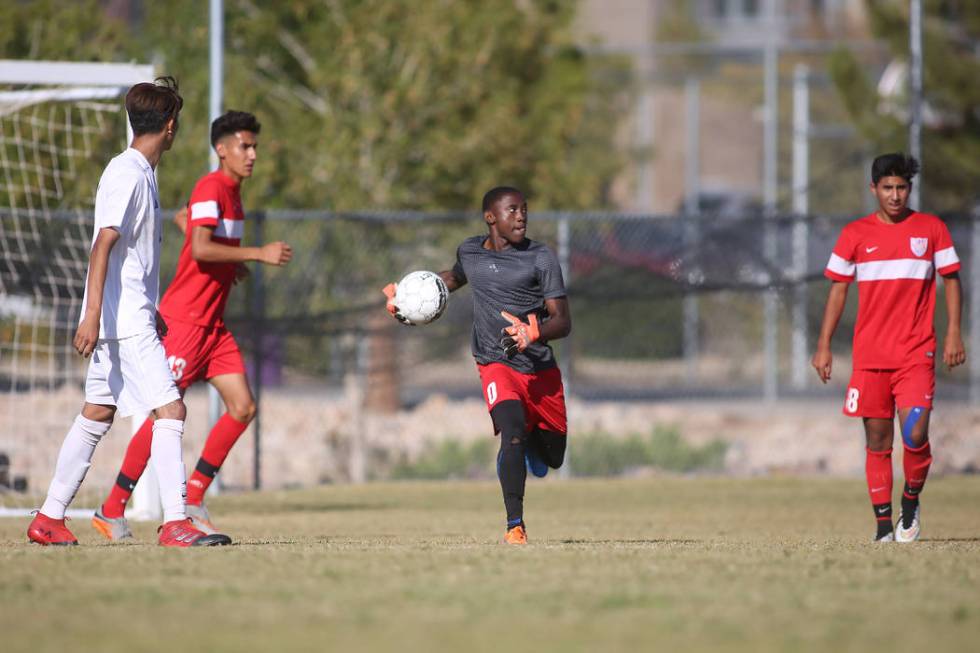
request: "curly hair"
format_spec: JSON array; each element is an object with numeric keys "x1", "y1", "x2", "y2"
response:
[{"x1": 871, "y1": 152, "x2": 920, "y2": 184}]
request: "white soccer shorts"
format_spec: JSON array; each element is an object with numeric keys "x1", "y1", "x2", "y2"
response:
[{"x1": 84, "y1": 329, "x2": 181, "y2": 417}]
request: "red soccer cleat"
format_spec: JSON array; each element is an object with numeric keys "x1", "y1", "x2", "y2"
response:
[
  {"x1": 157, "y1": 518, "x2": 231, "y2": 547},
  {"x1": 27, "y1": 512, "x2": 78, "y2": 546}
]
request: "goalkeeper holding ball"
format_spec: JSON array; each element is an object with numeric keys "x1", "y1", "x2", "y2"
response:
[{"x1": 384, "y1": 186, "x2": 571, "y2": 544}]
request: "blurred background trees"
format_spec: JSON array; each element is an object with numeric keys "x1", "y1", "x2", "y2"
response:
[
  {"x1": 830, "y1": 0, "x2": 980, "y2": 210},
  {"x1": 2, "y1": 0, "x2": 629, "y2": 212}
]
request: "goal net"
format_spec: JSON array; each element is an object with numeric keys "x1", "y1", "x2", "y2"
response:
[{"x1": 0, "y1": 60, "x2": 153, "y2": 513}]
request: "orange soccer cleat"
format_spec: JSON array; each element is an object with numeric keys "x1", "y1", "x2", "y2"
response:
[
  {"x1": 157, "y1": 518, "x2": 231, "y2": 547},
  {"x1": 503, "y1": 523, "x2": 527, "y2": 545},
  {"x1": 27, "y1": 512, "x2": 78, "y2": 546},
  {"x1": 91, "y1": 507, "x2": 134, "y2": 542}
]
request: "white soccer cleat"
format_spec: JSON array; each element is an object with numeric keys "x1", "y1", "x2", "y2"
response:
[
  {"x1": 895, "y1": 506, "x2": 921, "y2": 543},
  {"x1": 874, "y1": 531, "x2": 895, "y2": 542},
  {"x1": 186, "y1": 503, "x2": 219, "y2": 535}
]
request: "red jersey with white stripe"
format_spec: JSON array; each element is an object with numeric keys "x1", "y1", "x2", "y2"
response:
[
  {"x1": 824, "y1": 212, "x2": 960, "y2": 369},
  {"x1": 159, "y1": 170, "x2": 244, "y2": 328}
]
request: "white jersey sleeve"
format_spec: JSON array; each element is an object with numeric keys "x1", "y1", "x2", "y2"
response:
[{"x1": 94, "y1": 171, "x2": 140, "y2": 235}]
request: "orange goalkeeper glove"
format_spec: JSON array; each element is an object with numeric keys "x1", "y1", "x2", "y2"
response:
[
  {"x1": 500, "y1": 311, "x2": 540, "y2": 357},
  {"x1": 382, "y1": 282, "x2": 409, "y2": 324}
]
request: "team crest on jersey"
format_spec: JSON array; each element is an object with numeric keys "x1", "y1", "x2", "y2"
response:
[{"x1": 910, "y1": 237, "x2": 928, "y2": 257}]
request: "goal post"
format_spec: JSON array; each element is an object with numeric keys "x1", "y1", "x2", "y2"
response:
[
  {"x1": 0, "y1": 59, "x2": 160, "y2": 518},
  {"x1": 0, "y1": 60, "x2": 154, "y2": 86}
]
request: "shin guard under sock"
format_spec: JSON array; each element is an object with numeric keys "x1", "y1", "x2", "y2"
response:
[
  {"x1": 186, "y1": 413, "x2": 249, "y2": 505},
  {"x1": 102, "y1": 417, "x2": 154, "y2": 518},
  {"x1": 490, "y1": 400, "x2": 529, "y2": 528},
  {"x1": 498, "y1": 437, "x2": 527, "y2": 527},
  {"x1": 41, "y1": 415, "x2": 111, "y2": 519},
  {"x1": 151, "y1": 418, "x2": 186, "y2": 523},
  {"x1": 866, "y1": 447, "x2": 893, "y2": 535},
  {"x1": 902, "y1": 441, "x2": 932, "y2": 528}
]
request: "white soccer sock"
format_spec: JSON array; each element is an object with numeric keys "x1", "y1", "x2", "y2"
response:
[
  {"x1": 151, "y1": 418, "x2": 187, "y2": 523},
  {"x1": 40, "y1": 415, "x2": 111, "y2": 519}
]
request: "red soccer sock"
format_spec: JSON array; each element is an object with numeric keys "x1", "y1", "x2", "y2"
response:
[
  {"x1": 186, "y1": 413, "x2": 249, "y2": 505},
  {"x1": 101, "y1": 417, "x2": 154, "y2": 518},
  {"x1": 902, "y1": 440, "x2": 932, "y2": 499},
  {"x1": 865, "y1": 447, "x2": 893, "y2": 510}
]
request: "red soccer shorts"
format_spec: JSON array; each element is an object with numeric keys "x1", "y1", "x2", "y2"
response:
[
  {"x1": 162, "y1": 321, "x2": 246, "y2": 391},
  {"x1": 477, "y1": 362, "x2": 567, "y2": 435},
  {"x1": 843, "y1": 364, "x2": 935, "y2": 419}
]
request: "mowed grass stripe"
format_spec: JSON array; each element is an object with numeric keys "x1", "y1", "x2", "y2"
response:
[{"x1": 1, "y1": 477, "x2": 978, "y2": 653}]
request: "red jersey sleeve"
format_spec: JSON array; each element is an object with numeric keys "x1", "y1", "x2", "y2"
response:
[
  {"x1": 187, "y1": 178, "x2": 221, "y2": 229},
  {"x1": 934, "y1": 219, "x2": 960, "y2": 276},
  {"x1": 825, "y1": 225, "x2": 857, "y2": 282}
]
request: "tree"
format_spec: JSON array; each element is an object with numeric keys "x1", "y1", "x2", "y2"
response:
[
  {"x1": 1, "y1": 0, "x2": 631, "y2": 407},
  {"x1": 136, "y1": 0, "x2": 631, "y2": 387},
  {"x1": 3, "y1": 0, "x2": 629, "y2": 211},
  {"x1": 0, "y1": 0, "x2": 132, "y2": 62},
  {"x1": 830, "y1": 1, "x2": 980, "y2": 210},
  {"x1": 137, "y1": 0, "x2": 627, "y2": 211}
]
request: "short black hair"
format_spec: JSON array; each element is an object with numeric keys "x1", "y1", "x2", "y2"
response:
[
  {"x1": 482, "y1": 186, "x2": 524, "y2": 212},
  {"x1": 126, "y1": 76, "x2": 182, "y2": 136},
  {"x1": 871, "y1": 152, "x2": 920, "y2": 184},
  {"x1": 210, "y1": 110, "x2": 261, "y2": 147}
]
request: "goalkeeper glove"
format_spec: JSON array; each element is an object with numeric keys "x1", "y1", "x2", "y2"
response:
[
  {"x1": 382, "y1": 282, "x2": 409, "y2": 324},
  {"x1": 500, "y1": 311, "x2": 540, "y2": 357}
]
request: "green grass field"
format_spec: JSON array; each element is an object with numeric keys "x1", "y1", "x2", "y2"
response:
[{"x1": 2, "y1": 476, "x2": 979, "y2": 652}]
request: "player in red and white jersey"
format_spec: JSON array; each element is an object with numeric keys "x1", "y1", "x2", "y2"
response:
[
  {"x1": 92, "y1": 111, "x2": 292, "y2": 541},
  {"x1": 812, "y1": 153, "x2": 965, "y2": 543}
]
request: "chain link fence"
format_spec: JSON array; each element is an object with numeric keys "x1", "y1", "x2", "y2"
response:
[
  {"x1": 3, "y1": 208, "x2": 979, "y2": 495},
  {"x1": 227, "y1": 209, "x2": 978, "y2": 401}
]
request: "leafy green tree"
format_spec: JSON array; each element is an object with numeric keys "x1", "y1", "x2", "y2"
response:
[
  {"x1": 3, "y1": 0, "x2": 628, "y2": 211},
  {"x1": 0, "y1": 0, "x2": 132, "y2": 62},
  {"x1": 136, "y1": 0, "x2": 630, "y2": 338},
  {"x1": 137, "y1": 0, "x2": 627, "y2": 211},
  {"x1": 1, "y1": 0, "x2": 631, "y2": 403},
  {"x1": 0, "y1": 0, "x2": 136, "y2": 209},
  {"x1": 829, "y1": 1, "x2": 980, "y2": 210}
]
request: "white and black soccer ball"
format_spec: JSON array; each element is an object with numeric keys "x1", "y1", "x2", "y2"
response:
[{"x1": 393, "y1": 270, "x2": 449, "y2": 325}]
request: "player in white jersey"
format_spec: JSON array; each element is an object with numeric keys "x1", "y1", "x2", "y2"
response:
[{"x1": 27, "y1": 78, "x2": 230, "y2": 547}]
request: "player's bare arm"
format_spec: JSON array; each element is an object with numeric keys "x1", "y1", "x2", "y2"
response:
[
  {"x1": 942, "y1": 272, "x2": 966, "y2": 369},
  {"x1": 539, "y1": 297, "x2": 571, "y2": 342},
  {"x1": 174, "y1": 206, "x2": 188, "y2": 233},
  {"x1": 74, "y1": 226, "x2": 120, "y2": 358},
  {"x1": 190, "y1": 225, "x2": 292, "y2": 266},
  {"x1": 438, "y1": 269, "x2": 465, "y2": 292},
  {"x1": 174, "y1": 206, "x2": 249, "y2": 281},
  {"x1": 812, "y1": 281, "x2": 849, "y2": 383}
]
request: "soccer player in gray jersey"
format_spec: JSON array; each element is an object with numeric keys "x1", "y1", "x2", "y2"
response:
[{"x1": 384, "y1": 186, "x2": 571, "y2": 544}]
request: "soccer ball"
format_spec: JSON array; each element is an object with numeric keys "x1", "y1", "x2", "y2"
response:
[{"x1": 394, "y1": 270, "x2": 449, "y2": 325}]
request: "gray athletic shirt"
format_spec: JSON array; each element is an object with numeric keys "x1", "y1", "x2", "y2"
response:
[{"x1": 452, "y1": 235, "x2": 567, "y2": 373}]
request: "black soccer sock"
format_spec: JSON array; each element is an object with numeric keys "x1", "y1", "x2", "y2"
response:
[
  {"x1": 491, "y1": 400, "x2": 527, "y2": 527},
  {"x1": 498, "y1": 434, "x2": 526, "y2": 526},
  {"x1": 901, "y1": 483, "x2": 920, "y2": 529},
  {"x1": 529, "y1": 428, "x2": 567, "y2": 469},
  {"x1": 873, "y1": 503, "x2": 893, "y2": 539}
]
